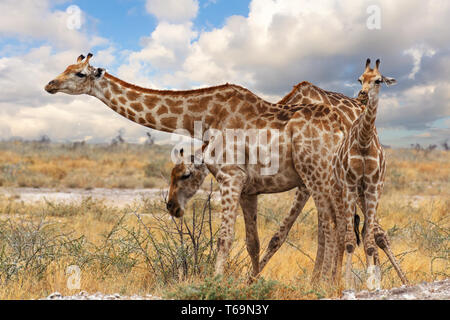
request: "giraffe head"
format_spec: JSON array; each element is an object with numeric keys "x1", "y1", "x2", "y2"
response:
[
  {"x1": 45, "y1": 53, "x2": 106, "y2": 95},
  {"x1": 357, "y1": 59, "x2": 396, "y2": 103},
  {"x1": 166, "y1": 147, "x2": 209, "y2": 218}
]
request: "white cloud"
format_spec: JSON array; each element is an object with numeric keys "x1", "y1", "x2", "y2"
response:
[
  {"x1": 0, "y1": 0, "x2": 99, "y2": 49},
  {"x1": 404, "y1": 44, "x2": 436, "y2": 79},
  {"x1": 146, "y1": 0, "x2": 199, "y2": 23}
]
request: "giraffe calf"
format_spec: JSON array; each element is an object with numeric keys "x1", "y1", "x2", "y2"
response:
[{"x1": 331, "y1": 59, "x2": 408, "y2": 287}]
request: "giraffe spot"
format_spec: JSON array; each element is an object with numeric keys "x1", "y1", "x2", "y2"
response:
[
  {"x1": 126, "y1": 90, "x2": 140, "y2": 101},
  {"x1": 110, "y1": 81, "x2": 122, "y2": 95},
  {"x1": 245, "y1": 93, "x2": 257, "y2": 103},
  {"x1": 130, "y1": 102, "x2": 144, "y2": 112},
  {"x1": 183, "y1": 115, "x2": 193, "y2": 130},
  {"x1": 111, "y1": 99, "x2": 118, "y2": 106},
  {"x1": 99, "y1": 81, "x2": 108, "y2": 89},
  {"x1": 228, "y1": 116, "x2": 244, "y2": 129},
  {"x1": 365, "y1": 159, "x2": 378, "y2": 173},
  {"x1": 104, "y1": 90, "x2": 111, "y2": 100},
  {"x1": 310, "y1": 89, "x2": 320, "y2": 101},
  {"x1": 166, "y1": 99, "x2": 183, "y2": 114},
  {"x1": 229, "y1": 96, "x2": 241, "y2": 113},
  {"x1": 145, "y1": 113, "x2": 155, "y2": 124},
  {"x1": 302, "y1": 108, "x2": 312, "y2": 120},
  {"x1": 239, "y1": 102, "x2": 254, "y2": 116},
  {"x1": 270, "y1": 122, "x2": 283, "y2": 130},
  {"x1": 277, "y1": 111, "x2": 290, "y2": 121},
  {"x1": 156, "y1": 105, "x2": 168, "y2": 116},
  {"x1": 128, "y1": 109, "x2": 136, "y2": 117},
  {"x1": 161, "y1": 117, "x2": 178, "y2": 128},
  {"x1": 188, "y1": 96, "x2": 213, "y2": 113},
  {"x1": 118, "y1": 96, "x2": 127, "y2": 105},
  {"x1": 215, "y1": 92, "x2": 233, "y2": 102},
  {"x1": 302, "y1": 98, "x2": 311, "y2": 104},
  {"x1": 144, "y1": 95, "x2": 160, "y2": 109},
  {"x1": 138, "y1": 118, "x2": 146, "y2": 124}
]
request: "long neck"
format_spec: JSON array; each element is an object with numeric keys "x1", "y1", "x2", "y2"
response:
[
  {"x1": 88, "y1": 73, "x2": 246, "y2": 137},
  {"x1": 357, "y1": 88, "x2": 380, "y2": 148}
]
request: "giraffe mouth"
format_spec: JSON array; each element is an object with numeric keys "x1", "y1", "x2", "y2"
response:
[{"x1": 45, "y1": 86, "x2": 58, "y2": 94}]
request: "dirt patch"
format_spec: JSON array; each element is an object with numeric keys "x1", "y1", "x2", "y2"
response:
[{"x1": 340, "y1": 279, "x2": 450, "y2": 300}]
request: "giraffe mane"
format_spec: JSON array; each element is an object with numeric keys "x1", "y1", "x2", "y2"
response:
[{"x1": 104, "y1": 73, "x2": 253, "y2": 96}]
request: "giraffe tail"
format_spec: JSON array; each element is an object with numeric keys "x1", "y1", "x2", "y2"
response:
[{"x1": 354, "y1": 213, "x2": 361, "y2": 246}]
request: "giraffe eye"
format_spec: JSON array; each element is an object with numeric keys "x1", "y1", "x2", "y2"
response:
[
  {"x1": 375, "y1": 79, "x2": 382, "y2": 84},
  {"x1": 76, "y1": 72, "x2": 86, "y2": 78},
  {"x1": 181, "y1": 173, "x2": 192, "y2": 180}
]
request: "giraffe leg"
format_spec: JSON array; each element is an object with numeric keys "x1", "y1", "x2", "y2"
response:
[
  {"x1": 320, "y1": 208, "x2": 337, "y2": 283},
  {"x1": 373, "y1": 223, "x2": 409, "y2": 285},
  {"x1": 240, "y1": 194, "x2": 260, "y2": 279},
  {"x1": 361, "y1": 192, "x2": 378, "y2": 262},
  {"x1": 311, "y1": 208, "x2": 327, "y2": 284},
  {"x1": 214, "y1": 173, "x2": 245, "y2": 276},
  {"x1": 259, "y1": 186, "x2": 310, "y2": 272},
  {"x1": 342, "y1": 187, "x2": 358, "y2": 254},
  {"x1": 344, "y1": 252, "x2": 354, "y2": 290}
]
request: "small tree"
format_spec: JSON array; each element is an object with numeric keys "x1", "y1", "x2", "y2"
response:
[{"x1": 145, "y1": 132, "x2": 155, "y2": 146}]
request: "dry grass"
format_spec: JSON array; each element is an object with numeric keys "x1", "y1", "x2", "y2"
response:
[{"x1": 0, "y1": 142, "x2": 448, "y2": 299}]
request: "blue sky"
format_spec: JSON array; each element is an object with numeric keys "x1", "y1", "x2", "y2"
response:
[{"x1": 0, "y1": 0, "x2": 448, "y2": 147}]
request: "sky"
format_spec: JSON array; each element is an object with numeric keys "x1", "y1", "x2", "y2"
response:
[{"x1": 0, "y1": 0, "x2": 449, "y2": 147}]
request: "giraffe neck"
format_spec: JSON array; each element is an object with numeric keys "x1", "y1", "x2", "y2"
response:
[
  {"x1": 88, "y1": 72, "x2": 244, "y2": 137},
  {"x1": 357, "y1": 88, "x2": 380, "y2": 148}
]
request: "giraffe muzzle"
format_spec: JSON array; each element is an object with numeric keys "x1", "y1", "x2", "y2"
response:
[{"x1": 45, "y1": 80, "x2": 59, "y2": 94}]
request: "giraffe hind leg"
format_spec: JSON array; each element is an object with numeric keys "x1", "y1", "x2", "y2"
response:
[{"x1": 374, "y1": 226, "x2": 409, "y2": 285}]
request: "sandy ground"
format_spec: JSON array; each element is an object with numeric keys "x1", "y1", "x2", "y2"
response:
[
  {"x1": 339, "y1": 278, "x2": 450, "y2": 300},
  {"x1": 41, "y1": 279, "x2": 449, "y2": 300},
  {"x1": 0, "y1": 187, "x2": 167, "y2": 207}
]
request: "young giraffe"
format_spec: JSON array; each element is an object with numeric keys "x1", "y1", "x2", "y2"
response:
[{"x1": 332, "y1": 59, "x2": 408, "y2": 286}]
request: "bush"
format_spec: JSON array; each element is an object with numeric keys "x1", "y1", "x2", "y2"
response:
[{"x1": 166, "y1": 276, "x2": 279, "y2": 300}]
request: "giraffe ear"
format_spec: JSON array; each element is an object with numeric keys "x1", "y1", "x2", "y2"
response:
[{"x1": 382, "y1": 76, "x2": 397, "y2": 86}]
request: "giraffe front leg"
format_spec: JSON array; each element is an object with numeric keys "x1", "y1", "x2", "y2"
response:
[
  {"x1": 362, "y1": 193, "x2": 378, "y2": 260},
  {"x1": 259, "y1": 186, "x2": 310, "y2": 272},
  {"x1": 343, "y1": 187, "x2": 358, "y2": 254},
  {"x1": 240, "y1": 194, "x2": 260, "y2": 280},
  {"x1": 214, "y1": 174, "x2": 245, "y2": 276}
]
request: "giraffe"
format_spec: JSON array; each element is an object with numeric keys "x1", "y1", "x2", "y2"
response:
[{"x1": 331, "y1": 59, "x2": 408, "y2": 287}]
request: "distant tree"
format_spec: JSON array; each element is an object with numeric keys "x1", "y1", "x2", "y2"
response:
[
  {"x1": 441, "y1": 140, "x2": 449, "y2": 151},
  {"x1": 145, "y1": 132, "x2": 155, "y2": 146},
  {"x1": 38, "y1": 135, "x2": 51, "y2": 144},
  {"x1": 111, "y1": 129, "x2": 125, "y2": 146}
]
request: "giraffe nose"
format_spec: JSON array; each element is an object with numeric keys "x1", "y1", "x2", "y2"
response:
[
  {"x1": 166, "y1": 200, "x2": 175, "y2": 211},
  {"x1": 45, "y1": 80, "x2": 59, "y2": 94}
]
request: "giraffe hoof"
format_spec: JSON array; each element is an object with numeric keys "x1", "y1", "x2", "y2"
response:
[
  {"x1": 366, "y1": 247, "x2": 375, "y2": 256},
  {"x1": 346, "y1": 244, "x2": 355, "y2": 253}
]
